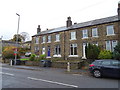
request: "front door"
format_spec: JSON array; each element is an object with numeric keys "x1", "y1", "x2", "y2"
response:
[
  {"x1": 82, "y1": 43, "x2": 87, "y2": 59},
  {"x1": 47, "y1": 46, "x2": 50, "y2": 57}
]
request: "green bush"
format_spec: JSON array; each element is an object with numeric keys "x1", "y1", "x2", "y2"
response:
[
  {"x1": 33, "y1": 54, "x2": 46, "y2": 61},
  {"x1": 113, "y1": 42, "x2": 120, "y2": 60},
  {"x1": 39, "y1": 54, "x2": 46, "y2": 60},
  {"x1": 98, "y1": 50, "x2": 112, "y2": 59},
  {"x1": 85, "y1": 43, "x2": 100, "y2": 60},
  {"x1": 29, "y1": 54, "x2": 36, "y2": 61}
]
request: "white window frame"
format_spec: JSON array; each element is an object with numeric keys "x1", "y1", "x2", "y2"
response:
[
  {"x1": 42, "y1": 47, "x2": 45, "y2": 55},
  {"x1": 42, "y1": 36, "x2": 46, "y2": 43},
  {"x1": 112, "y1": 40, "x2": 117, "y2": 51},
  {"x1": 35, "y1": 37, "x2": 39, "y2": 44},
  {"x1": 34, "y1": 46, "x2": 39, "y2": 52},
  {"x1": 106, "y1": 41, "x2": 111, "y2": 51},
  {"x1": 47, "y1": 35, "x2": 51, "y2": 43},
  {"x1": 54, "y1": 45, "x2": 61, "y2": 56},
  {"x1": 82, "y1": 29, "x2": 88, "y2": 39},
  {"x1": 69, "y1": 44, "x2": 78, "y2": 57},
  {"x1": 92, "y1": 28, "x2": 98, "y2": 37},
  {"x1": 106, "y1": 25, "x2": 115, "y2": 36},
  {"x1": 70, "y1": 31, "x2": 76, "y2": 40},
  {"x1": 106, "y1": 40, "x2": 117, "y2": 52},
  {"x1": 93, "y1": 42, "x2": 98, "y2": 46},
  {"x1": 55, "y1": 34, "x2": 60, "y2": 42}
]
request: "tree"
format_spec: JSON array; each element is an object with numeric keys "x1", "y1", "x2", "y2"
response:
[
  {"x1": 2, "y1": 46, "x2": 20, "y2": 59},
  {"x1": 113, "y1": 42, "x2": 120, "y2": 60},
  {"x1": 10, "y1": 34, "x2": 24, "y2": 42},
  {"x1": 98, "y1": 50, "x2": 112, "y2": 59},
  {"x1": 20, "y1": 32, "x2": 30, "y2": 42},
  {"x1": 18, "y1": 47, "x2": 30, "y2": 56},
  {"x1": 85, "y1": 43, "x2": 100, "y2": 60}
]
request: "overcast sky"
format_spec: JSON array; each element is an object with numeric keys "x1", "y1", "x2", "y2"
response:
[{"x1": 0, "y1": 0, "x2": 120, "y2": 41}]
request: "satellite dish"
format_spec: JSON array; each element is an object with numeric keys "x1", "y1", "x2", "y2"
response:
[{"x1": 20, "y1": 32, "x2": 30, "y2": 42}]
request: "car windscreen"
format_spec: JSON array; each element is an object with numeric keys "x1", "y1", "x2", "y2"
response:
[{"x1": 92, "y1": 61, "x2": 102, "y2": 65}]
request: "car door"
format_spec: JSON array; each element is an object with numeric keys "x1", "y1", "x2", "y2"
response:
[
  {"x1": 111, "y1": 60, "x2": 120, "y2": 78},
  {"x1": 101, "y1": 60, "x2": 113, "y2": 77}
]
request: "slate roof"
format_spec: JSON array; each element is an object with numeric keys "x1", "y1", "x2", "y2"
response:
[
  {"x1": 2, "y1": 40, "x2": 16, "y2": 44},
  {"x1": 33, "y1": 15, "x2": 119, "y2": 37}
]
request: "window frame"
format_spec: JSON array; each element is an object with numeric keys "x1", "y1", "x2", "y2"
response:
[
  {"x1": 106, "y1": 25, "x2": 115, "y2": 36},
  {"x1": 82, "y1": 29, "x2": 88, "y2": 38},
  {"x1": 92, "y1": 28, "x2": 98, "y2": 37},
  {"x1": 54, "y1": 45, "x2": 61, "y2": 55},
  {"x1": 47, "y1": 35, "x2": 51, "y2": 43},
  {"x1": 55, "y1": 34, "x2": 60, "y2": 42},
  {"x1": 34, "y1": 46, "x2": 39, "y2": 52},
  {"x1": 35, "y1": 37, "x2": 39, "y2": 44},
  {"x1": 106, "y1": 40, "x2": 117, "y2": 52},
  {"x1": 42, "y1": 46, "x2": 45, "y2": 55},
  {"x1": 70, "y1": 31, "x2": 76, "y2": 40},
  {"x1": 70, "y1": 44, "x2": 77, "y2": 56},
  {"x1": 42, "y1": 36, "x2": 46, "y2": 43}
]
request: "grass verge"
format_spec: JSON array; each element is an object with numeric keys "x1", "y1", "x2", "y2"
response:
[{"x1": 20, "y1": 58, "x2": 29, "y2": 61}]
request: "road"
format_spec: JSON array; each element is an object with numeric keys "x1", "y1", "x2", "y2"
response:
[{"x1": 1, "y1": 67, "x2": 120, "y2": 88}]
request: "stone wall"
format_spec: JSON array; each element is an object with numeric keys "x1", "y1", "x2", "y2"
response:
[
  {"x1": 51, "y1": 61, "x2": 83, "y2": 69},
  {"x1": 25, "y1": 61, "x2": 40, "y2": 66},
  {"x1": 25, "y1": 60, "x2": 84, "y2": 69},
  {"x1": 0, "y1": 59, "x2": 10, "y2": 63}
]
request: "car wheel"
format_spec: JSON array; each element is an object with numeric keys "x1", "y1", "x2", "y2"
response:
[{"x1": 93, "y1": 70, "x2": 101, "y2": 78}]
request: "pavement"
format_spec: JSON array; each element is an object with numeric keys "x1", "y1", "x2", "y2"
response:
[{"x1": 1, "y1": 63, "x2": 89, "y2": 75}]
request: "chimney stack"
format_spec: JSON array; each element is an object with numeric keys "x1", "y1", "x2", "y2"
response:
[
  {"x1": 66, "y1": 16, "x2": 72, "y2": 27},
  {"x1": 74, "y1": 22, "x2": 77, "y2": 25},
  {"x1": 37, "y1": 25, "x2": 41, "y2": 34},
  {"x1": 118, "y1": 1, "x2": 120, "y2": 20}
]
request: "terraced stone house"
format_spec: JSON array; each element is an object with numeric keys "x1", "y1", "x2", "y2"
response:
[{"x1": 31, "y1": 2, "x2": 120, "y2": 60}]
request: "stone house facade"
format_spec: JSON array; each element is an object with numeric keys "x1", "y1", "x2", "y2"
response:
[
  {"x1": 21, "y1": 41, "x2": 31, "y2": 50},
  {"x1": 31, "y1": 2, "x2": 120, "y2": 60}
]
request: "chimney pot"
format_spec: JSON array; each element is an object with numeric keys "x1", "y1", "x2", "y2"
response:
[
  {"x1": 74, "y1": 22, "x2": 77, "y2": 25},
  {"x1": 37, "y1": 25, "x2": 41, "y2": 34},
  {"x1": 66, "y1": 16, "x2": 72, "y2": 27}
]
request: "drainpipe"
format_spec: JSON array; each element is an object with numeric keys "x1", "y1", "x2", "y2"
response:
[{"x1": 64, "y1": 31, "x2": 65, "y2": 60}]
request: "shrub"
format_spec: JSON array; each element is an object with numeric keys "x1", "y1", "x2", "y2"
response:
[
  {"x1": 18, "y1": 47, "x2": 30, "y2": 56},
  {"x1": 39, "y1": 54, "x2": 46, "y2": 60},
  {"x1": 85, "y1": 43, "x2": 100, "y2": 60},
  {"x1": 98, "y1": 50, "x2": 112, "y2": 59},
  {"x1": 29, "y1": 54, "x2": 36, "y2": 61},
  {"x1": 2, "y1": 46, "x2": 20, "y2": 59},
  {"x1": 113, "y1": 42, "x2": 120, "y2": 60}
]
